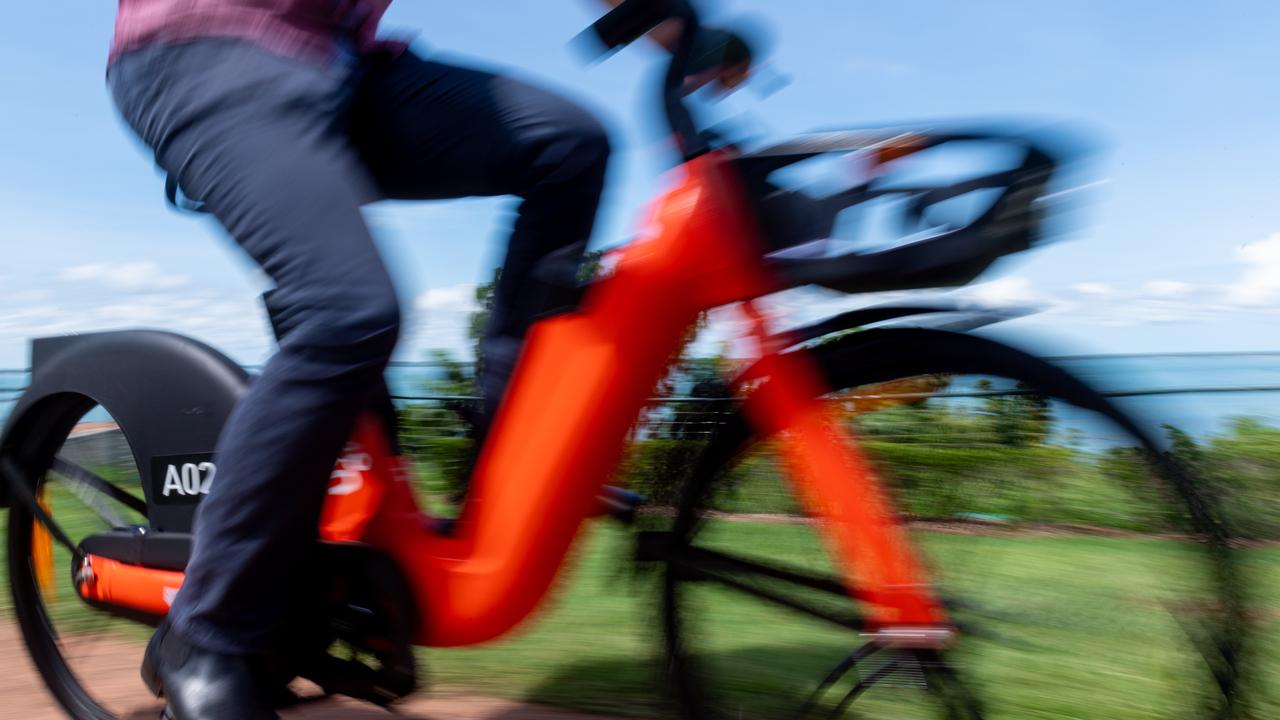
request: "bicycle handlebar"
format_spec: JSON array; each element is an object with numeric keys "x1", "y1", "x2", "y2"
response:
[
  {"x1": 582, "y1": 4, "x2": 1086, "y2": 296},
  {"x1": 584, "y1": 0, "x2": 708, "y2": 159}
]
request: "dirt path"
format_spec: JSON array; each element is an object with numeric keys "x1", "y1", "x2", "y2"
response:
[{"x1": 0, "y1": 624, "x2": 613, "y2": 720}]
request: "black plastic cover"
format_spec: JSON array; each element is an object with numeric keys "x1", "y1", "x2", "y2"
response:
[
  {"x1": 81, "y1": 529, "x2": 192, "y2": 572},
  {"x1": 0, "y1": 331, "x2": 249, "y2": 532}
]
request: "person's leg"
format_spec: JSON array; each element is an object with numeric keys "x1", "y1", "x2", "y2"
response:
[
  {"x1": 348, "y1": 52, "x2": 611, "y2": 423},
  {"x1": 111, "y1": 39, "x2": 397, "y2": 659}
]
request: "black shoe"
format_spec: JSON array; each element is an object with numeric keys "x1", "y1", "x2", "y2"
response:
[{"x1": 141, "y1": 620, "x2": 279, "y2": 720}]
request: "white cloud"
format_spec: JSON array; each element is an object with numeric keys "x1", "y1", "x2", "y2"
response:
[
  {"x1": 60, "y1": 262, "x2": 190, "y2": 292},
  {"x1": 92, "y1": 302, "x2": 166, "y2": 324},
  {"x1": 393, "y1": 284, "x2": 485, "y2": 361},
  {"x1": 1143, "y1": 280, "x2": 1192, "y2": 297},
  {"x1": 9, "y1": 289, "x2": 52, "y2": 304},
  {"x1": 414, "y1": 284, "x2": 478, "y2": 313},
  {"x1": 969, "y1": 276, "x2": 1040, "y2": 306},
  {"x1": 1226, "y1": 233, "x2": 1280, "y2": 306},
  {"x1": 1071, "y1": 282, "x2": 1112, "y2": 297},
  {"x1": 0, "y1": 292, "x2": 271, "y2": 368},
  {"x1": 7, "y1": 229, "x2": 1276, "y2": 369},
  {"x1": 0, "y1": 280, "x2": 494, "y2": 367}
]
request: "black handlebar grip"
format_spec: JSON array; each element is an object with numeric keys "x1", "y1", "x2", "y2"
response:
[
  {"x1": 687, "y1": 27, "x2": 752, "y2": 75},
  {"x1": 587, "y1": 0, "x2": 678, "y2": 54}
]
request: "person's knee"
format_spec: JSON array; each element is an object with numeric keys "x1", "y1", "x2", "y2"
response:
[
  {"x1": 526, "y1": 110, "x2": 612, "y2": 192},
  {"x1": 568, "y1": 114, "x2": 611, "y2": 176},
  {"x1": 284, "y1": 283, "x2": 402, "y2": 363},
  {"x1": 340, "y1": 285, "x2": 402, "y2": 356}
]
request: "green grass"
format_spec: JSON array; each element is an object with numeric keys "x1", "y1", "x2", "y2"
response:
[
  {"x1": 7, "y1": 392, "x2": 1278, "y2": 716},
  {"x1": 4, "y1": 480, "x2": 1278, "y2": 718},
  {"x1": 411, "y1": 523, "x2": 1280, "y2": 719}
]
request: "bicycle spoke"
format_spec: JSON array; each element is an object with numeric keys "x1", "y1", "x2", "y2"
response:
[
  {"x1": 663, "y1": 541, "x2": 851, "y2": 597},
  {"x1": 828, "y1": 655, "x2": 915, "y2": 718},
  {"x1": 50, "y1": 464, "x2": 131, "y2": 531},
  {"x1": 917, "y1": 650, "x2": 985, "y2": 720},
  {"x1": 677, "y1": 561, "x2": 864, "y2": 631},
  {"x1": 662, "y1": 542, "x2": 864, "y2": 630},
  {"x1": 795, "y1": 641, "x2": 884, "y2": 719},
  {"x1": 51, "y1": 456, "x2": 148, "y2": 517},
  {"x1": 2, "y1": 459, "x2": 83, "y2": 560}
]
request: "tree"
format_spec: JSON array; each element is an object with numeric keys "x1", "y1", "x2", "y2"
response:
[
  {"x1": 977, "y1": 379, "x2": 1053, "y2": 447},
  {"x1": 1200, "y1": 417, "x2": 1280, "y2": 539},
  {"x1": 468, "y1": 249, "x2": 606, "y2": 368},
  {"x1": 1019, "y1": 384, "x2": 1053, "y2": 445},
  {"x1": 468, "y1": 266, "x2": 501, "y2": 367},
  {"x1": 427, "y1": 349, "x2": 472, "y2": 396},
  {"x1": 664, "y1": 353, "x2": 734, "y2": 440}
]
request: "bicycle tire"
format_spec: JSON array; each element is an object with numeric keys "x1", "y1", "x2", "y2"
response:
[
  {"x1": 659, "y1": 328, "x2": 1246, "y2": 720},
  {"x1": 6, "y1": 393, "x2": 161, "y2": 720}
]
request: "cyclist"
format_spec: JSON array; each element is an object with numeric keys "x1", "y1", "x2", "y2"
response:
[{"x1": 108, "y1": 1, "x2": 745, "y2": 718}]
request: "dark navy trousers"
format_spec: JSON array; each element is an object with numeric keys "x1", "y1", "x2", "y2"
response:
[{"x1": 109, "y1": 39, "x2": 609, "y2": 654}]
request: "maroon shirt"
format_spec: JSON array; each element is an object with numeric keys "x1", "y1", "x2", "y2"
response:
[{"x1": 111, "y1": 0, "x2": 406, "y2": 64}]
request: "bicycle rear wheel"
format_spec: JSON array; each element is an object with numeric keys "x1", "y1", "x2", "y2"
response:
[
  {"x1": 5, "y1": 394, "x2": 163, "y2": 719},
  {"x1": 658, "y1": 329, "x2": 1245, "y2": 720}
]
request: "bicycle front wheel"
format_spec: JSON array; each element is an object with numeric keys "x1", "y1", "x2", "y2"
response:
[{"x1": 659, "y1": 328, "x2": 1245, "y2": 720}]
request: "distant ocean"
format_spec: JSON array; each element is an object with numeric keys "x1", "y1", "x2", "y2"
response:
[
  {"x1": 1050, "y1": 353, "x2": 1280, "y2": 438},
  {"x1": 2, "y1": 354, "x2": 1277, "y2": 440}
]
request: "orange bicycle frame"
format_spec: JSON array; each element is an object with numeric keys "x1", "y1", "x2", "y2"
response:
[{"x1": 79, "y1": 150, "x2": 948, "y2": 646}]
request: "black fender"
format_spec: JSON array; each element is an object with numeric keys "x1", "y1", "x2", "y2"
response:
[
  {"x1": 0, "y1": 330, "x2": 249, "y2": 532},
  {"x1": 783, "y1": 300, "x2": 1031, "y2": 347}
]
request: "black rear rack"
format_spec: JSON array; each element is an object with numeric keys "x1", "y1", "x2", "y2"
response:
[{"x1": 738, "y1": 128, "x2": 1072, "y2": 294}]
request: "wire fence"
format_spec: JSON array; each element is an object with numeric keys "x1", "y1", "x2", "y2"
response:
[
  {"x1": 3, "y1": 353, "x2": 1280, "y2": 442},
  {"x1": 5, "y1": 352, "x2": 1279, "y2": 527}
]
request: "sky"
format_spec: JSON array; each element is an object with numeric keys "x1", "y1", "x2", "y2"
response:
[{"x1": 0, "y1": 1, "x2": 1277, "y2": 368}]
